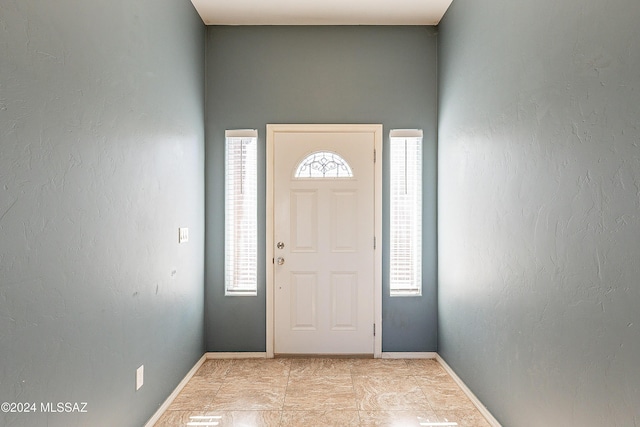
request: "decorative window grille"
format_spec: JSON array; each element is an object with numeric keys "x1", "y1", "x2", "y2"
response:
[
  {"x1": 389, "y1": 129, "x2": 423, "y2": 296},
  {"x1": 294, "y1": 151, "x2": 353, "y2": 178},
  {"x1": 225, "y1": 129, "x2": 258, "y2": 296}
]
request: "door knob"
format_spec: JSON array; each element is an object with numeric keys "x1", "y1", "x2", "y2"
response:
[
  {"x1": 277, "y1": 257, "x2": 285, "y2": 265},
  {"x1": 277, "y1": 242, "x2": 285, "y2": 249}
]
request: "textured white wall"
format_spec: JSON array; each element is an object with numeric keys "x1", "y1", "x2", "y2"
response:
[{"x1": 438, "y1": 0, "x2": 640, "y2": 425}]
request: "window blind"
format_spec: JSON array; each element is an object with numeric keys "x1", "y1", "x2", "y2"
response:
[
  {"x1": 389, "y1": 130, "x2": 423, "y2": 296},
  {"x1": 225, "y1": 130, "x2": 258, "y2": 296}
]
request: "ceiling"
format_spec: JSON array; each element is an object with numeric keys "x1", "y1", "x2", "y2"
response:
[{"x1": 190, "y1": 0, "x2": 454, "y2": 26}]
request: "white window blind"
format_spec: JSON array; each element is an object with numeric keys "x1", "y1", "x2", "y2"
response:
[
  {"x1": 389, "y1": 130, "x2": 423, "y2": 296},
  {"x1": 225, "y1": 130, "x2": 258, "y2": 296}
]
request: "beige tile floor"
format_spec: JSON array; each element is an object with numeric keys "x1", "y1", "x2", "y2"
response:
[{"x1": 153, "y1": 358, "x2": 492, "y2": 427}]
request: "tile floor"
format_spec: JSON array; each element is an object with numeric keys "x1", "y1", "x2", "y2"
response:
[{"x1": 153, "y1": 358, "x2": 492, "y2": 427}]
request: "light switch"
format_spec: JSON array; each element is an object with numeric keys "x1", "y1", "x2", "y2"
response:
[
  {"x1": 136, "y1": 365, "x2": 144, "y2": 391},
  {"x1": 178, "y1": 227, "x2": 189, "y2": 243}
]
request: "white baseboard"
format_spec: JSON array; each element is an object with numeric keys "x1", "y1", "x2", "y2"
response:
[
  {"x1": 205, "y1": 352, "x2": 267, "y2": 359},
  {"x1": 381, "y1": 352, "x2": 438, "y2": 359},
  {"x1": 143, "y1": 354, "x2": 207, "y2": 427},
  {"x1": 436, "y1": 355, "x2": 502, "y2": 427}
]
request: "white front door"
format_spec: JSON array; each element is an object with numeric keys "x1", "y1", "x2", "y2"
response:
[{"x1": 267, "y1": 124, "x2": 382, "y2": 355}]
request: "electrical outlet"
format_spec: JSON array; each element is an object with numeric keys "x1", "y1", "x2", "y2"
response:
[
  {"x1": 178, "y1": 227, "x2": 189, "y2": 243},
  {"x1": 136, "y1": 365, "x2": 144, "y2": 391}
]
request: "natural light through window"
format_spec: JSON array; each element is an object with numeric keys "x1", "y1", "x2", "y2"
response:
[
  {"x1": 294, "y1": 151, "x2": 353, "y2": 178},
  {"x1": 389, "y1": 129, "x2": 423, "y2": 296},
  {"x1": 186, "y1": 414, "x2": 222, "y2": 426},
  {"x1": 225, "y1": 129, "x2": 258, "y2": 296}
]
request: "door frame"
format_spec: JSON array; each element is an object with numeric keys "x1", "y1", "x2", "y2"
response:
[{"x1": 266, "y1": 124, "x2": 383, "y2": 358}]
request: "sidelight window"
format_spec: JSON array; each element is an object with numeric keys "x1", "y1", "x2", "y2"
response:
[
  {"x1": 389, "y1": 129, "x2": 423, "y2": 296},
  {"x1": 225, "y1": 129, "x2": 258, "y2": 296}
]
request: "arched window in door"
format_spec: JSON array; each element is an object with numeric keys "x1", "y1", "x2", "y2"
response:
[{"x1": 294, "y1": 151, "x2": 353, "y2": 178}]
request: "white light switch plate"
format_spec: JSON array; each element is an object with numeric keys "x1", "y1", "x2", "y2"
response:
[
  {"x1": 136, "y1": 365, "x2": 144, "y2": 390},
  {"x1": 178, "y1": 227, "x2": 189, "y2": 243}
]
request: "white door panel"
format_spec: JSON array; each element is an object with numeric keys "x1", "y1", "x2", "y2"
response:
[
  {"x1": 272, "y1": 128, "x2": 377, "y2": 354},
  {"x1": 290, "y1": 272, "x2": 317, "y2": 330},
  {"x1": 290, "y1": 190, "x2": 318, "y2": 252},
  {"x1": 330, "y1": 272, "x2": 358, "y2": 330}
]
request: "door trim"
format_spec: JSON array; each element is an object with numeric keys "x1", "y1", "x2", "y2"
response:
[{"x1": 266, "y1": 124, "x2": 383, "y2": 358}]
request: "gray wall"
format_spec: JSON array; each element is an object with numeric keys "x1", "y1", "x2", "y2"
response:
[
  {"x1": 0, "y1": 1, "x2": 205, "y2": 426},
  {"x1": 438, "y1": 0, "x2": 640, "y2": 425},
  {"x1": 205, "y1": 26, "x2": 438, "y2": 352}
]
